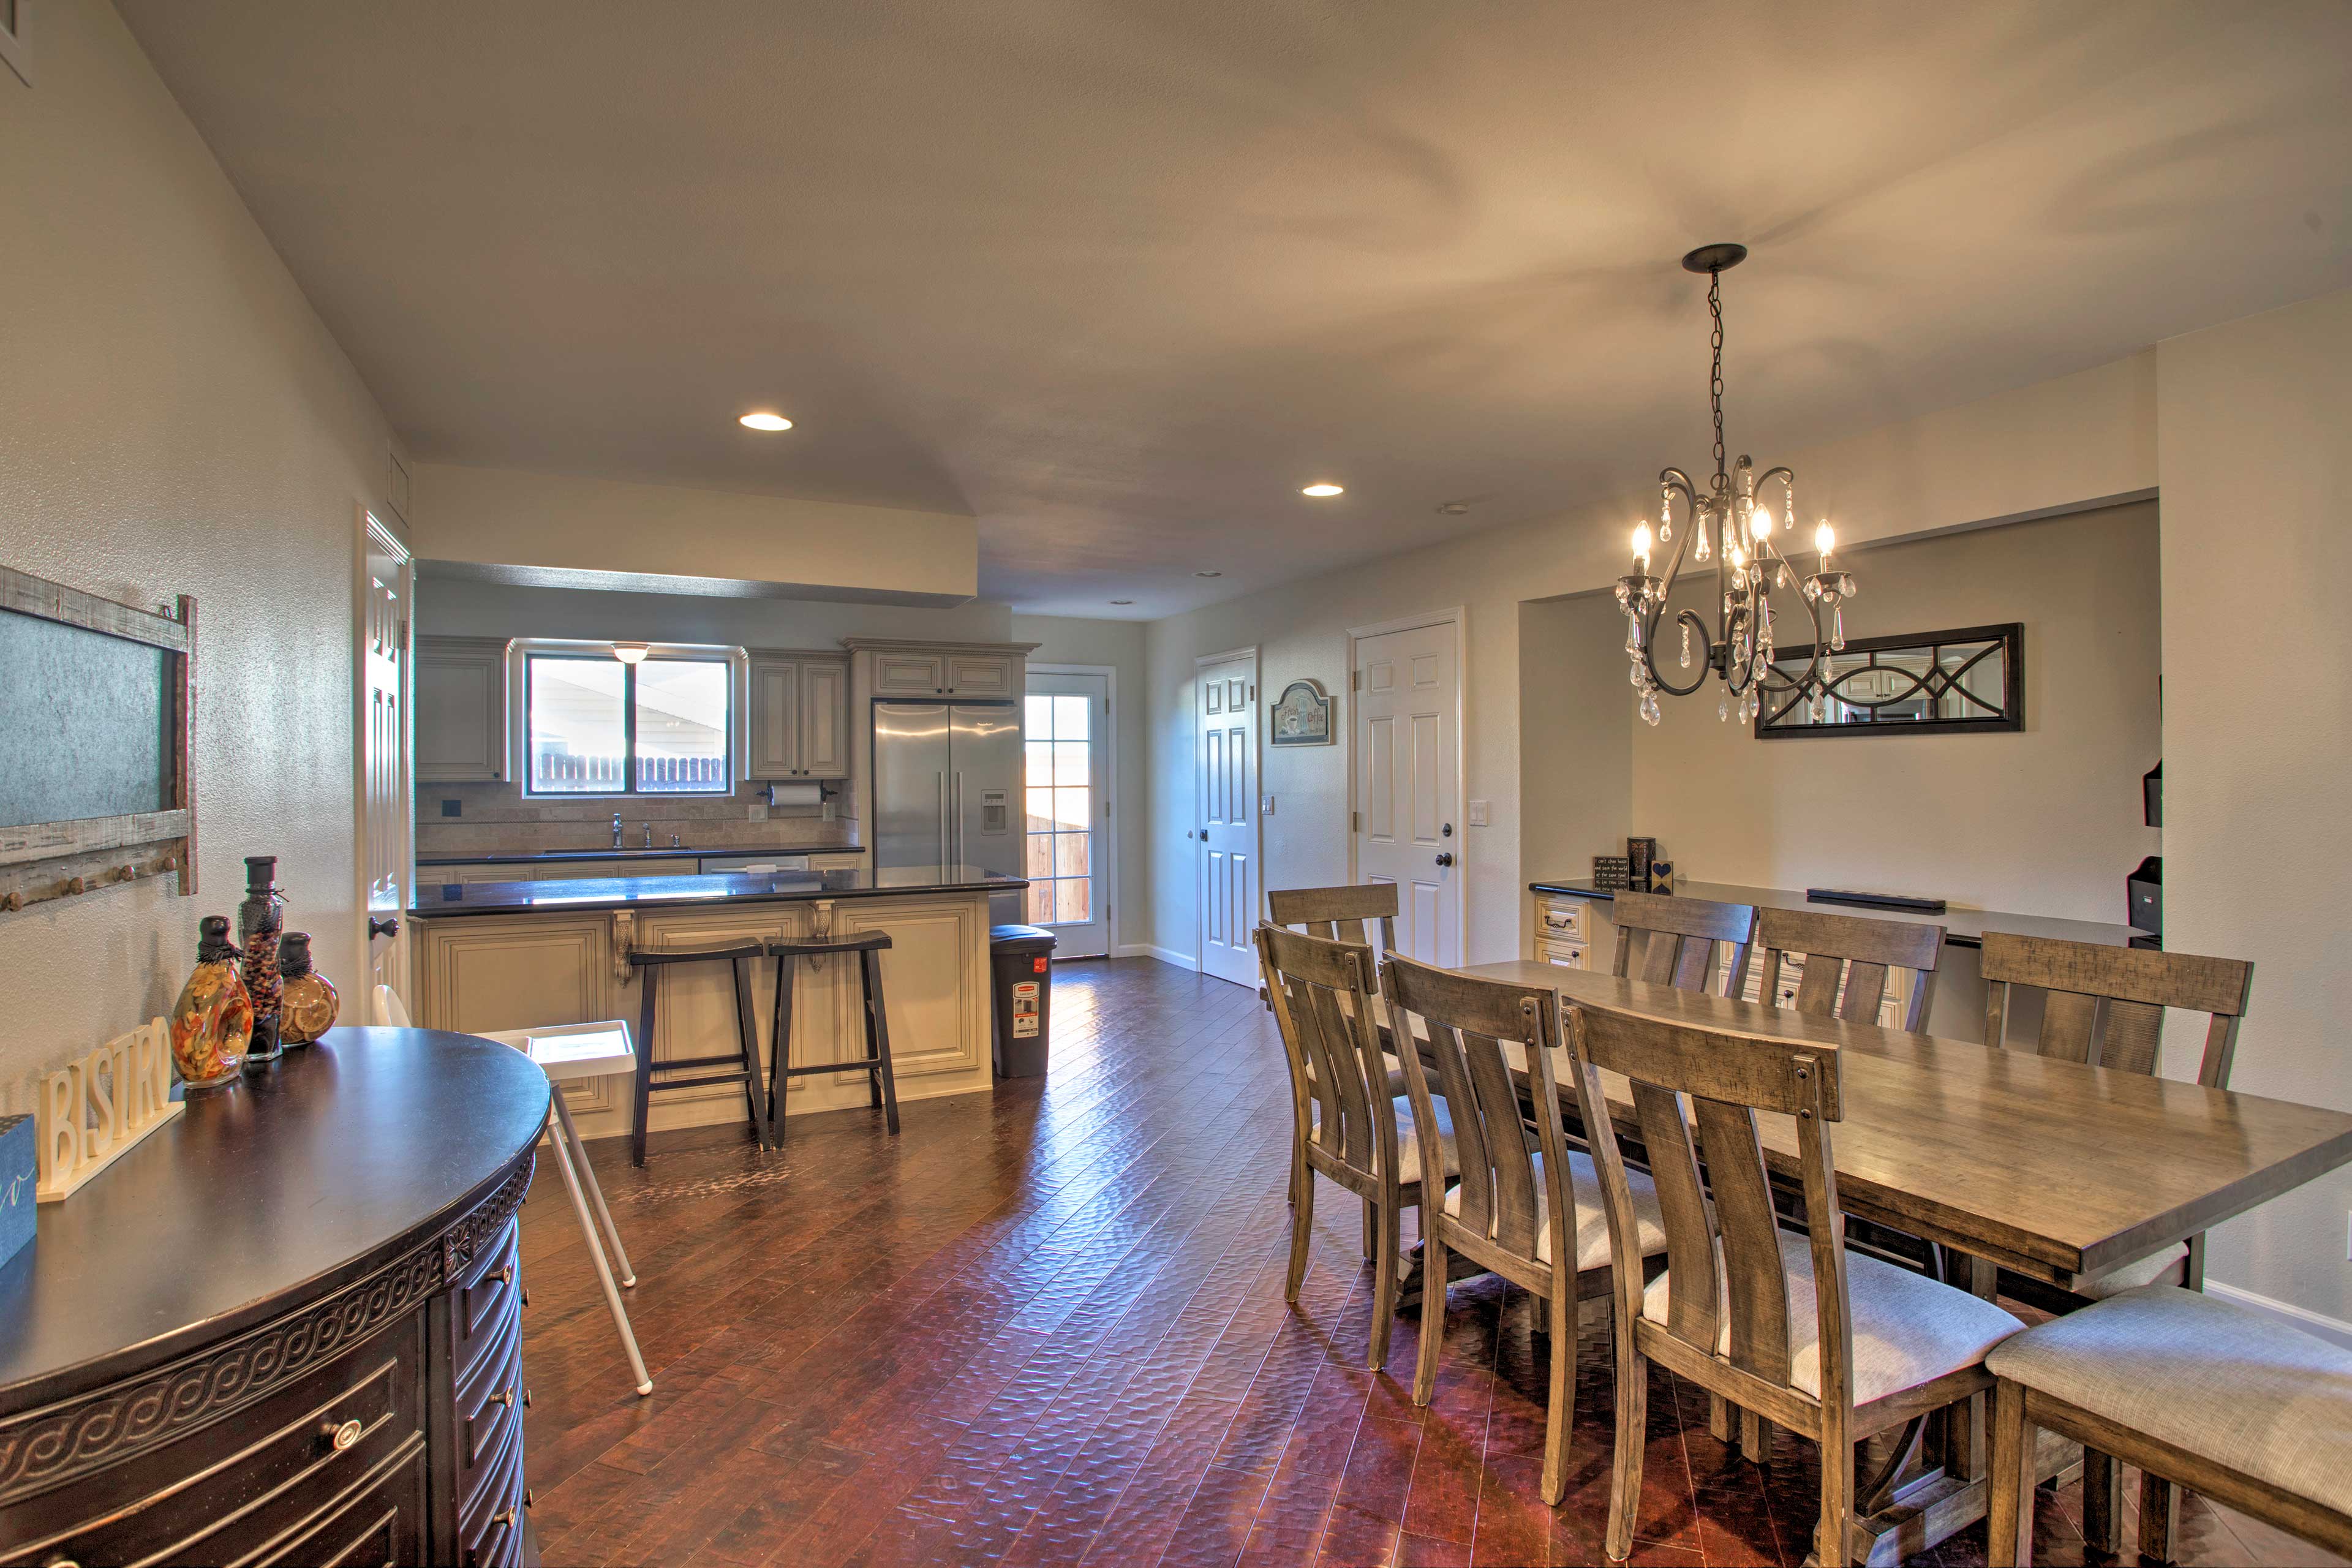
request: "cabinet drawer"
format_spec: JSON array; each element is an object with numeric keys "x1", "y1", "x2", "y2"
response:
[
  {"x1": 5, "y1": 1313, "x2": 426, "y2": 1568},
  {"x1": 872, "y1": 653, "x2": 944, "y2": 695},
  {"x1": 451, "y1": 1216, "x2": 521, "y2": 1389},
  {"x1": 246, "y1": 1435, "x2": 428, "y2": 1568},
  {"x1": 1537, "y1": 938, "x2": 1588, "y2": 970},
  {"x1": 1535, "y1": 900, "x2": 1588, "y2": 942},
  {"x1": 454, "y1": 1283, "x2": 525, "y2": 1510},
  {"x1": 458, "y1": 1398, "x2": 528, "y2": 1568}
]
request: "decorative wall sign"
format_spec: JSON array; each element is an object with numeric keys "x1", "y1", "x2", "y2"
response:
[
  {"x1": 33, "y1": 1018, "x2": 182, "y2": 1204},
  {"x1": 1268, "y1": 680, "x2": 1332, "y2": 746}
]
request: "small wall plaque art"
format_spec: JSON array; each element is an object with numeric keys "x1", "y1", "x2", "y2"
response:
[
  {"x1": 1268, "y1": 679, "x2": 1333, "y2": 746},
  {"x1": 1592, "y1": 855, "x2": 1630, "y2": 892},
  {"x1": 32, "y1": 1017, "x2": 181, "y2": 1204}
]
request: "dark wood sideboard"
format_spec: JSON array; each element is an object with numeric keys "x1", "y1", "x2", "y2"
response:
[{"x1": 0, "y1": 1027, "x2": 550, "y2": 1567}]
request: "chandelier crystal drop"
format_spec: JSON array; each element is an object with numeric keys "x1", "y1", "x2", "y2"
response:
[{"x1": 1616, "y1": 244, "x2": 1856, "y2": 726}]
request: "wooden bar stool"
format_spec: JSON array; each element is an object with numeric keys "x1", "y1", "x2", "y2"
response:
[
  {"x1": 627, "y1": 940, "x2": 775, "y2": 1167},
  {"x1": 766, "y1": 932, "x2": 900, "y2": 1141}
]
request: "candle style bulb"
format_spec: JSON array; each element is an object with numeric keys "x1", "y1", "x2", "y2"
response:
[
  {"x1": 1750, "y1": 505, "x2": 1772, "y2": 541},
  {"x1": 1814, "y1": 520, "x2": 1835, "y2": 562},
  {"x1": 1632, "y1": 522, "x2": 1652, "y2": 570}
]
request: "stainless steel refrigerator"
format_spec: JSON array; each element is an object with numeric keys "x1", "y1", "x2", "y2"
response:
[{"x1": 872, "y1": 702, "x2": 1025, "y2": 925}]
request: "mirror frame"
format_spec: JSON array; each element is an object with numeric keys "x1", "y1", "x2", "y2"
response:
[{"x1": 1755, "y1": 621, "x2": 2024, "y2": 739}]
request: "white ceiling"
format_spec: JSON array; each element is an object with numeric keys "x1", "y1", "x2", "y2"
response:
[{"x1": 118, "y1": 1, "x2": 2352, "y2": 617}]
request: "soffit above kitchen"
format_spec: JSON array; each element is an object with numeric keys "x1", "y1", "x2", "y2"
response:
[{"x1": 117, "y1": 1, "x2": 2352, "y2": 618}]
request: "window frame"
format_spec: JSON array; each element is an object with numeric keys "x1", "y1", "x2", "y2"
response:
[{"x1": 508, "y1": 639, "x2": 748, "y2": 799}]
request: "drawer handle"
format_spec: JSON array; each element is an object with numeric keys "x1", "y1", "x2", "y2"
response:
[
  {"x1": 323, "y1": 1418, "x2": 364, "y2": 1453},
  {"x1": 490, "y1": 1385, "x2": 515, "y2": 1409},
  {"x1": 46, "y1": 1557, "x2": 81, "y2": 1568},
  {"x1": 523, "y1": 1387, "x2": 533, "y2": 1410},
  {"x1": 494, "y1": 1265, "x2": 514, "y2": 1284},
  {"x1": 521, "y1": 1287, "x2": 530, "y2": 1308}
]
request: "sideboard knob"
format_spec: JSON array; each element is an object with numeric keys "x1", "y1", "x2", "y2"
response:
[{"x1": 322, "y1": 1417, "x2": 364, "y2": 1453}]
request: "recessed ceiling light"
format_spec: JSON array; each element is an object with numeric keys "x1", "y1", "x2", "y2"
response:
[
  {"x1": 1109, "y1": 599, "x2": 1133, "y2": 605},
  {"x1": 1301, "y1": 482, "x2": 1344, "y2": 497},
  {"x1": 1437, "y1": 501, "x2": 1471, "y2": 516},
  {"x1": 1194, "y1": 571, "x2": 1222, "y2": 579},
  {"x1": 738, "y1": 412, "x2": 793, "y2": 431}
]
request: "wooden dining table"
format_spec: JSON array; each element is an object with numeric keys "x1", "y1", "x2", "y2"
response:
[{"x1": 1417, "y1": 960, "x2": 2352, "y2": 1566}]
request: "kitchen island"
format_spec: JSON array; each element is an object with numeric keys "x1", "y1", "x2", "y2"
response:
[{"x1": 407, "y1": 865, "x2": 1025, "y2": 1142}]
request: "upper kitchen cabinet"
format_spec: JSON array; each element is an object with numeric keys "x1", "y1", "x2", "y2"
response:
[
  {"x1": 748, "y1": 652, "x2": 850, "y2": 778},
  {"x1": 846, "y1": 638, "x2": 1037, "y2": 700},
  {"x1": 417, "y1": 636, "x2": 507, "y2": 782}
]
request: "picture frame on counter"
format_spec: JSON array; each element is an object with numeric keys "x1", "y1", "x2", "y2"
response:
[{"x1": 1268, "y1": 679, "x2": 1332, "y2": 746}]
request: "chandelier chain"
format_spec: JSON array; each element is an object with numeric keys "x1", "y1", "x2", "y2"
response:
[{"x1": 1709, "y1": 269, "x2": 1726, "y2": 490}]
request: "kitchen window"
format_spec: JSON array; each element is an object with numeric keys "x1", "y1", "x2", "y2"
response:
[{"x1": 521, "y1": 647, "x2": 736, "y2": 796}]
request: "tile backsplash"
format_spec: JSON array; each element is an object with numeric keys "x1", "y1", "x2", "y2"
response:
[{"x1": 414, "y1": 780, "x2": 859, "y2": 858}]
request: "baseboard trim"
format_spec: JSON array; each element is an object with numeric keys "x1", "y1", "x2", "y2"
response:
[
  {"x1": 2206, "y1": 1278, "x2": 2352, "y2": 1351},
  {"x1": 1119, "y1": 943, "x2": 1198, "y2": 970}
]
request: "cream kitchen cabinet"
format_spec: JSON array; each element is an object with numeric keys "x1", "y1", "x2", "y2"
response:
[
  {"x1": 416, "y1": 636, "x2": 507, "y2": 782},
  {"x1": 747, "y1": 652, "x2": 850, "y2": 779},
  {"x1": 869, "y1": 650, "x2": 946, "y2": 697},
  {"x1": 846, "y1": 638, "x2": 1030, "y2": 699},
  {"x1": 424, "y1": 858, "x2": 699, "y2": 885}
]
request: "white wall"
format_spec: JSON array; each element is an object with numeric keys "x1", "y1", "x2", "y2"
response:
[
  {"x1": 1140, "y1": 354, "x2": 2157, "y2": 965},
  {"x1": 419, "y1": 575, "x2": 1012, "y2": 646},
  {"x1": 0, "y1": 0, "x2": 399, "y2": 1096},
  {"x1": 1012, "y1": 615, "x2": 1150, "y2": 956},
  {"x1": 1625, "y1": 503, "x2": 2160, "y2": 921},
  {"x1": 2158, "y1": 288, "x2": 2352, "y2": 1332},
  {"x1": 412, "y1": 462, "x2": 979, "y2": 605}
]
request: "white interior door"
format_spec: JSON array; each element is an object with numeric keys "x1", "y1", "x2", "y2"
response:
[
  {"x1": 360, "y1": 512, "x2": 414, "y2": 1011},
  {"x1": 1195, "y1": 654, "x2": 1257, "y2": 986},
  {"x1": 1354, "y1": 619, "x2": 1460, "y2": 965},
  {"x1": 1023, "y1": 669, "x2": 1110, "y2": 957}
]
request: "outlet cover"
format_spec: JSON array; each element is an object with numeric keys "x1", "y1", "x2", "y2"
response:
[
  {"x1": 1261, "y1": 794, "x2": 1276, "y2": 815},
  {"x1": 440, "y1": 799, "x2": 462, "y2": 818},
  {"x1": 748, "y1": 802, "x2": 769, "y2": 822},
  {"x1": 1467, "y1": 800, "x2": 1489, "y2": 826}
]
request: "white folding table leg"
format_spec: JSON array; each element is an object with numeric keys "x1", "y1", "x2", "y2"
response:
[
  {"x1": 545, "y1": 1104, "x2": 654, "y2": 1396},
  {"x1": 552, "y1": 1090, "x2": 639, "y2": 1288}
]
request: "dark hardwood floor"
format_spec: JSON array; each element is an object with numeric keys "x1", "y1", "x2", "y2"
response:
[{"x1": 516, "y1": 958, "x2": 2338, "y2": 1567}]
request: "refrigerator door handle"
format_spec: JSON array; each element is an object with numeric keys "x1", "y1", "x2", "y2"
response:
[
  {"x1": 937, "y1": 771, "x2": 947, "y2": 872},
  {"x1": 953, "y1": 771, "x2": 963, "y2": 867}
]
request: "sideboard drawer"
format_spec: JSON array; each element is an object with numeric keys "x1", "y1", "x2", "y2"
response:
[
  {"x1": 1537, "y1": 938, "x2": 1588, "y2": 970},
  {"x1": 454, "y1": 1283, "x2": 525, "y2": 1513},
  {"x1": 253, "y1": 1433, "x2": 428, "y2": 1568},
  {"x1": 3, "y1": 1311, "x2": 426, "y2": 1567},
  {"x1": 1535, "y1": 899, "x2": 1588, "y2": 942},
  {"x1": 451, "y1": 1216, "x2": 521, "y2": 1388}
]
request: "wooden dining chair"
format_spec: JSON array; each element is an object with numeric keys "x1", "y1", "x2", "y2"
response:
[
  {"x1": 1257, "y1": 922, "x2": 1455, "y2": 1372},
  {"x1": 1755, "y1": 905, "x2": 1946, "y2": 1031},
  {"x1": 1268, "y1": 884, "x2": 1408, "y2": 1215},
  {"x1": 1987, "y1": 1284, "x2": 2352, "y2": 1567},
  {"x1": 1980, "y1": 930, "x2": 2256, "y2": 1557},
  {"x1": 1564, "y1": 1000, "x2": 2022, "y2": 1565},
  {"x1": 1610, "y1": 890, "x2": 1758, "y2": 997},
  {"x1": 1383, "y1": 954, "x2": 1672, "y2": 1506}
]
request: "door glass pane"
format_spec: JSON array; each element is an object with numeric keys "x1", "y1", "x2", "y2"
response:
[
  {"x1": 1026, "y1": 787, "x2": 1056, "y2": 832},
  {"x1": 1026, "y1": 834, "x2": 1054, "y2": 876},
  {"x1": 1053, "y1": 786, "x2": 1090, "y2": 829},
  {"x1": 1026, "y1": 693, "x2": 1055, "y2": 737},
  {"x1": 1054, "y1": 741, "x2": 1090, "y2": 786},
  {"x1": 1056, "y1": 877, "x2": 1091, "y2": 924},
  {"x1": 1053, "y1": 695, "x2": 1090, "y2": 740},
  {"x1": 1025, "y1": 741, "x2": 1053, "y2": 787},
  {"x1": 1026, "y1": 881, "x2": 1053, "y2": 924},
  {"x1": 529, "y1": 658, "x2": 625, "y2": 793},
  {"x1": 633, "y1": 660, "x2": 731, "y2": 793},
  {"x1": 1054, "y1": 832, "x2": 1090, "y2": 878}
]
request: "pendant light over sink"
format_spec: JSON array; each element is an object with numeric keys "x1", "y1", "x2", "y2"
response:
[{"x1": 1617, "y1": 244, "x2": 1855, "y2": 726}]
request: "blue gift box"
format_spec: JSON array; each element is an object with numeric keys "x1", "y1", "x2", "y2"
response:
[{"x1": 0, "y1": 1113, "x2": 32, "y2": 1272}]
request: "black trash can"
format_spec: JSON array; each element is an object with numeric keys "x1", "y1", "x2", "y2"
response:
[{"x1": 990, "y1": 924, "x2": 1057, "y2": 1077}]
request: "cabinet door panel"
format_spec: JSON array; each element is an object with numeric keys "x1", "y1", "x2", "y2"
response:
[
  {"x1": 943, "y1": 654, "x2": 1014, "y2": 697},
  {"x1": 800, "y1": 661, "x2": 849, "y2": 777},
  {"x1": 873, "y1": 653, "x2": 944, "y2": 696},
  {"x1": 417, "y1": 644, "x2": 505, "y2": 782},
  {"x1": 748, "y1": 658, "x2": 801, "y2": 778}
]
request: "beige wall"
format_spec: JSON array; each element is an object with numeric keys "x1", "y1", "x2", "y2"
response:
[
  {"x1": 418, "y1": 575, "x2": 1012, "y2": 645},
  {"x1": 411, "y1": 463, "x2": 979, "y2": 605},
  {"x1": 0, "y1": 0, "x2": 399, "y2": 1099},
  {"x1": 1141, "y1": 353, "x2": 2158, "y2": 968},
  {"x1": 2158, "y1": 288, "x2": 2352, "y2": 1333},
  {"x1": 1626, "y1": 504, "x2": 2160, "y2": 921},
  {"x1": 1012, "y1": 614, "x2": 1150, "y2": 956},
  {"x1": 1518, "y1": 592, "x2": 1634, "y2": 916}
]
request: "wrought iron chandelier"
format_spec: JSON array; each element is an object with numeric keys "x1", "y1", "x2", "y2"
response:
[{"x1": 1617, "y1": 243, "x2": 1853, "y2": 726}]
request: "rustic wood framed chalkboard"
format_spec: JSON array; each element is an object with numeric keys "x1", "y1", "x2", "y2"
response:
[{"x1": 0, "y1": 564, "x2": 196, "y2": 914}]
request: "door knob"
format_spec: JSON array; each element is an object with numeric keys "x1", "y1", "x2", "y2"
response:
[
  {"x1": 368, "y1": 916, "x2": 400, "y2": 940},
  {"x1": 1434, "y1": 852, "x2": 1454, "y2": 868}
]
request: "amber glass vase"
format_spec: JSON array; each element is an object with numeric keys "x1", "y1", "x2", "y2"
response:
[
  {"x1": 277, "y1": 932, "x2": 341, "y2": 1047},
  {"x1": 170, "y1": 916, "x2": 253, "y2": 1090}
]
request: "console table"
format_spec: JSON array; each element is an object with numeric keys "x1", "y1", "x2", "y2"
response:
[{"x1": 0, "y1": 1027, "x2": 549, "y2": 1567}]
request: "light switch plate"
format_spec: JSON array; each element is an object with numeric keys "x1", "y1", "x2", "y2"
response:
[
  {"x1": 1261, "y1": 795, "x2": 1276, "y2": 815},
  {"x1": 748, "y1": 802, "x2": 769, "y2": 821},
  {"x1": 1467, "y1": 799, "x2": 1490, "y2": 826}
]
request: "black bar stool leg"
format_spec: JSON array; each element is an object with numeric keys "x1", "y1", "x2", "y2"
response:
[
  {"x1": 730, "y1": 957, "x2": 772, "y2": 1150},
  {"x1": 862, "y1": 947, "x2": 900, "y2": 1135},
  {"x1": 767, "y1": 952, "x2": 796, "y2": 1146},
  {"x1": 631, "y1": 963, "x2": 659, "y2": 1168}
]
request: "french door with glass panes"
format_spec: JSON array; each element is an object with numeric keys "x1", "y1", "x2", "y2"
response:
[{"x1": 1023, "y1": 671, "x2": 1111, "y2": 956}]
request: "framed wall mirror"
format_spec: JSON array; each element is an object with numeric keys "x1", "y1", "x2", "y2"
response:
[{"x1": 1756, "y1": 622, "x2": 2022, "y2": 739}]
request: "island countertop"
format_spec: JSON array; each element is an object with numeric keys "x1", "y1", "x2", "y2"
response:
[
  {"x1": 415, "y1": 843, "x2": 869, "y2": 867},
  {"x1": 409, "y1": 863, "x2": 1026, "y2": 919}
]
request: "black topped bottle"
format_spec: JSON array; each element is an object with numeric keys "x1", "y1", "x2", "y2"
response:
[{"x1": 238, "y1": 855, "x2": 288, "y2": 1066}]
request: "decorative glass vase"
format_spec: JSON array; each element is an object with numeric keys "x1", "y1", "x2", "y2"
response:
[
  {"x1": 238, "y1": 855, "x2": 287, "y2": 1066},
  {"x1": 277, "y1": 932, "x2": 340, "y2": 1047},
  {"x1": 170, "y1": 915, "x2": 253, "y2": 1090}
]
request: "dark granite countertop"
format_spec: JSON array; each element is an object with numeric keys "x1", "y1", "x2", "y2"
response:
[
  {"x1": 411, "y1": 864, "x2": 1023, "y2": 918},
  {"x1": 1526, "y1": 878, "x2": 2146, "y2": 949},
  {"x1": 417, "y1": 844, "x2": 867, "y2": 867}
]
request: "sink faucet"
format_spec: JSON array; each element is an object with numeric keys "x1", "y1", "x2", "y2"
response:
[{"x1": 611, "y1": 812, "x2": 623, "y2": 850}]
